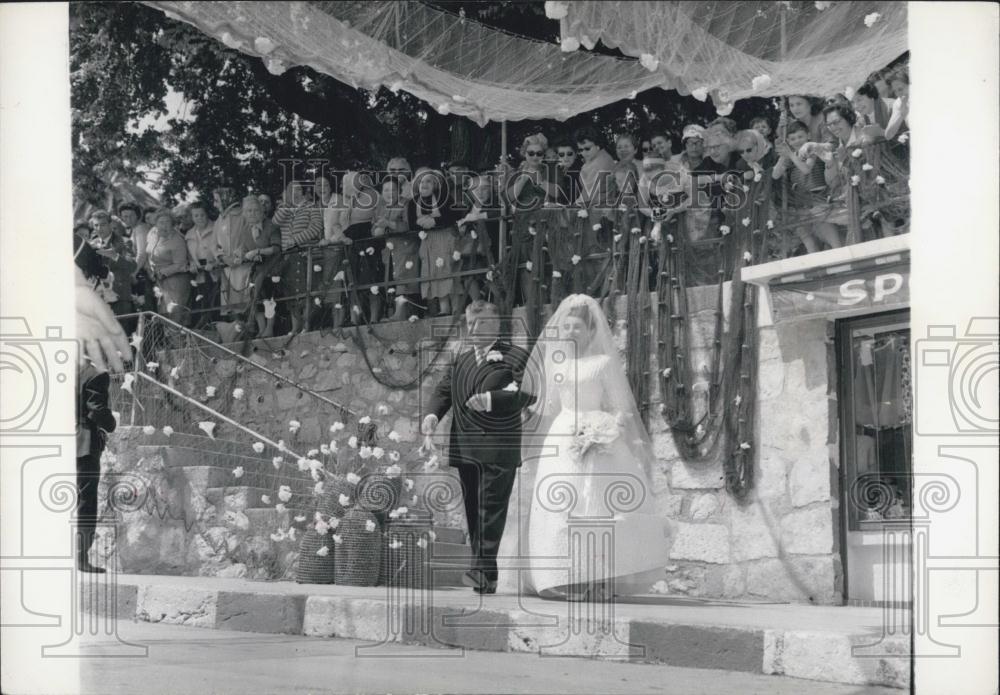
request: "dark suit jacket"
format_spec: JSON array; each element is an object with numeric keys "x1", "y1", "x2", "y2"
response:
[
  {"x1": 425, "y1": 341, "x2": 536, "y2": 468},
  {"x1": 77, "y1": 365, "x2": 117, "y2": 457}
]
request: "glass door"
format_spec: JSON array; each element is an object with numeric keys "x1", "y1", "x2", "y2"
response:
[{"x1": 838, "y1": 311, "x2": 913, "y2": 604}]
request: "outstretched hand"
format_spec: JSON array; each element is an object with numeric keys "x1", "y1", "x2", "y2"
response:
[
  {"x1": 465, "y1": 393, "x2": 489, "y2": 412},
  {"x1": 75, "y1": 267, "x2": 131, "y2": 372}
]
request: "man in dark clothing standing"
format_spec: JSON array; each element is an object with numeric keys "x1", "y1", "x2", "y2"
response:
[{"x1": 76, "y1": 361, "x2": 117, "y2": 573}]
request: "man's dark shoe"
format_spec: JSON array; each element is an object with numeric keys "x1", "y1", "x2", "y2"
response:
[
  {"x1": 462, "y1": 569, "x2": 487, "y2": 590},
  {"x1": 473, "y1": 580, "x2": 497, "y2": 595},
  {"x1": 77, "y1": 560, "x2": 106, "y2": 574}
]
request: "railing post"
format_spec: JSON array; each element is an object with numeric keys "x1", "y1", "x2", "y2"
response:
[
  {"x1": 304, "y1": 246, "x2": 313, "y2": 332},
  {"x1": 128, "y1": 312, "x2": 145, "y2": 427}
]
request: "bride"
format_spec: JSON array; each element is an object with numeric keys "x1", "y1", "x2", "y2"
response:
[{"x1": 497, "y1": 294, "x2": 669, "y2": 601}]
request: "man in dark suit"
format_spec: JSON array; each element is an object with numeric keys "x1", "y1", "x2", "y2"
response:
[
  {"x1": 422, "y1": 300, "x2": 536, "y2": 593},
  {"x1": 76, "y1": 361, "x2": 117, "y2": 573}
]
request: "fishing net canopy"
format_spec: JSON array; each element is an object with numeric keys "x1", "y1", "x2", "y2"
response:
[{"x1": 144, "y1": 1, "x2": 907, "y2": 124}]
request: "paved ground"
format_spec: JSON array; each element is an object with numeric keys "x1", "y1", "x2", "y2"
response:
[{"x1": 77, "y1": 619, "x2": 901, "y2": 695}]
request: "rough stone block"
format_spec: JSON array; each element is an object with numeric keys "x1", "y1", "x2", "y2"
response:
[
  {"x1": 302, "y1": 596, "x2": 393, "y2": 641},
  {"x1": 746, "y1": 556, "x2": 837, "y2": 603},
  {"x1": 780, "y1": 505, "x2": 834, "y2": 555},
  {"x1": 730, "y1": 504, "x2": 781, "y2": 562},
  {"x1": 135, "y1": 584, "x2": 217, "y2": 627},
  {"x1": 507, "y1": 611, "x2": 635, "y2": 659},
  {"x1": 789, "y1": 452, "x2": 831, "y2": 507},
  {"x1": 688, "y1": 493, "x2": 719, "y2": 521},
  {"x1": 763, "y1": 630, "x2": 909, "y2": 689},
  {"x1": 669, "y1": 522, "x2": 730, "y2": 564},
  {"x1": 215, "y1": 591, "x2": 306, "y2": 634},
  {"x1": 670, "y1": 461, "x2": 725, "y2": 490},
  {"x1": 630, "y1": 621, "x2": 763, "y2": 672}
]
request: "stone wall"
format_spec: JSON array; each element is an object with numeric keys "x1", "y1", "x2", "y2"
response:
[{"x1": 106, "y1": 287, "x2": 841, "y2": 603}]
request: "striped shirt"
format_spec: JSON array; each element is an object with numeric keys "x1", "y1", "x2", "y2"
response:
[{"x1": 274, "y1": 205, "x2": 323, "y2": 251}]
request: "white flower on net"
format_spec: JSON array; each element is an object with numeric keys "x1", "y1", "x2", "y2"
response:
[
  {"x1": 305, "y1": 448, "x2": 319, "y2": 458},
  {"x1": 332, "y1": 270, "x2": 345, "y2": 282},
  {"x1": 232, "y1": 466, "x2": 245, "y2": 479},
  {"x1": 312, "y1": 264, "x2": 323, "y2": 273},
  {"x1": 592, "y1": 223, "x2": 602, "y2": 231},
  {"x1": 269, "y1": 274, "x2": 281, "y2": 283},
  {"x1": 560, "y1": 36, "x2": 580, "y2": 52},
  {"x1": 270, "y1": 530, "x2": 286, "y2": 542},
  {"x1": 386, "y1": 463, "x2": 403, "y2": 478},
  {"x1": 639, "y1": 53, "x2": 659, "y2": 71},
  {"x1": 851, "y1": 148, "x2": 863, "y2": 158},
  {"x1": 329, "y1": 517, "x2": 340, "y2": 529},
  {"x1": 766, "y1": 219, "x2": 775, "y2": 230},
  {"x1": 152, "y1": 286, "x2": 163, "y2": 299},
  {"x1": 388, "y1": 506, "x2": 409, "y2": 519},
  {"x1": 194, "y1": 293, "x2": 204, "y2": 301},
  {"x1": 356, "y1": 415, "x2": 371, "y2": 425},
  {"x1": 162, "y1": 425, "x2": 174, "y2": 436},
  {"x1": 145, "y1": 361, "x2": 159, "y2": 372},
  {"x1": 639, "y1": 236, "x2": 647, "y2": 244},
  {"x1": 544, "y1": 1, "x2": 568, "y2": 19},
  {"x1": 289, "y1": 419, "x2": 301, "y2": 433},
  {"x1": 691, "y1": 87, "x2": 709, "y2": 102},
  {"x1": 416, "y1": 538, "x2": 428, "y2": 549},
  {"x1": 428, "y1": 530, "x2": 437, "y2": 542},
  {"x1": 743, "y1": 251, "x2": 753, "y2": 263},
  {"x1": 231, "y1": 387, "x2": 245, "y2": 400},
  {"x1": 359, "y1": 445, "x2": 373, "y2": 459},
  {"x1": 571, "y1": 255, "x2": 582, "y2": 265},
  {"x1": 408, "y1": 315, "x2": 418, "y2": 322},
  {"x1": 862, "y1": 163, "x2": 874, "y2": 171},
  {"x1": 261, "y1": 494, "x2": 271, "y2": 505},
  {"x1": 741, "y1": 184, "x2": 750, "y2": 193},
  {"x1": 403, "y1": 259, "x2": 415, "y2": 270},
  {"x1": 662, "y1": 368, "x2": 672, "y2": 378},
  {"x1": 424, "y1": 455, "x2": 440, "y2": 472},
  {"x1": 486, "y1": 270, "x2": 494, "y2": 281},
  {"x1": 753, "y1": 172, "x2": 763, "y2": 182},
  {"x1": 330, "y1": 421, "x2": 345, "y2": 433},
  {"x1": 898, "y1": 133, "x2": 909, "y2": 144},
  {"x1": 418, "y1": 231, "x2": 428, "y2": 241},
  {"x1": 297, "y1": 457, "x2": 311, "y2": 472},
  {"x1": 275, "y1": 503, "x2": 286, "y2": 513},
  {"x1": 345, "y1": 471, "x2": 361, "y2": 485},
  {"x1": 198, "y1": 421, "x2": 216, "y2": 438},
  {"x1": 372, "y1": 446, "x2": 385, "y2": 460},
  {"x1": 850, "y1": 175, "x2": 861, "y2": 186},
  {"x1": 129, "y1": 333, "x2": 143, "y2": 350},
  {"x1": 388, "y1": 81, "x2": 402, "y2": 93},
  {"x1": 752, "y1": 74, "x2": 773, "y2": 92},
  {"x1": 167, "y1": 365, "x2": 180, "y2": 379},
  {"x1": 334, "y1": 303, "x2": 343, "y2": 309},
  {"x1": 719, "y1": 225, "x2": 731, "y2": 236},
  {"x1": 437, "y1": 103, "x2": 451, "y2": 115},
  {"x1": 311, "y1": 468, "x2": 322, "y2": 482},
  {"x1": 815, "y1": 0, "x2": 833, "y2": 8},
  {"x1": 314, "y1": 481, "x2": 324, "y2": 495},
  {"x1": 142, "y1": 425, "x2": 156, "y2": 435},
  {"x1": 252, "y1": 442, "x2": 265, "y2": 453},
  {"x1": 365, "y1": 519, "x2": 377, "y2": 532},
  {"x1": 875, "y1": 175, "x2": 886, "y2": 185},
  {"x1": 205, "y1": 385, "x2": 217, "y2": 397},
  {"x1": 435, "y1": 257, "x2": 445, "y2": 268},
  {"x1": 305, "y1": 459, "x2": 323, "y2": 475},
  {"x1": 388, "y1": 450, "x2": 401, "y2": 462},
  {"x1": 739, "y1": 441, "x2": 752, "y2": 450},
  {"x1": 328, "y1": 439, "x2": 338, "y2": 452},
  {"x1": 527, "y1": 225, "x2": 537, "y2": 236},
  {"x1": 313, "y1": 297, "x2": 322, "y2": 306},
  {"x1": 666, "y1": 234, "x2": 674, "y2": 243},
  {"x1": 387, "y1": 430, "x2": 400, "y2": 442},
  {"x1": 628, "y1": 90, "x2": 638, "y2": 100},
  {"x1": 470, "y1": 229, "x2": 478, "y2": 239},
  {"x1": 734, "y1": 394, "x2": 743, "y2": 406},
  {"x1": 715, "y1": 101, "x2": 734, "y2": 117},
  {"x1": 389, "y1": 539, "x2": 402, "y2": 550},
  {"x1": 577, "y1": 209, "x2": 588, "y2": 219},
  {"x1": 254, "y1": 36, "x2": 277, "y2": 54},
  {"x1": 375, "y1": 403, "x2": 390, "y2": 416},
  {"x1": 404, "y1": 478, "x2": 415, "y2": 491},
  {"x1": 338, "y1": 493, "x2": 351, "y2": 507},
  {"x1": 451, "y1": 250, "x2": 462, "y2": 262},
  {"x1": 316, "y1": 545, "x2": 330, "y2": 557},
  {"x1": 741, "y1": 217, "x2": 751, "y2": 227},
  {"x1": 294, "y1": 514, "x2": 307, "y2": 523},
  {"x1": 614, "y1": 233, "x2": 623, "y2": 244},
  {"x1": 552, "y1": 270, "x2": 562, "y2": 278},
  {"x1": 278, "y1": 485, "x2": 293, "y2": 502},
  {"x1": 265, "y1": 57, "x2": 288, "y2": 76},
  {"x1": 863, "y1": 12, "x2": 881, "y2": 27},
  {"x1": 524, "y1": 260, "x2": 533, "y2": 272}
]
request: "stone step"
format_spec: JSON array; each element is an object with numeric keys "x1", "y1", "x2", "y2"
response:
[{"x1": 90, "y1": 574, "x2": 910, "y2": 690}]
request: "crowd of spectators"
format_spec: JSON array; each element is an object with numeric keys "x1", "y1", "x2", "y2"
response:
[{"x1": 74, "y1": 65, "x2": 910, "y2": 339}]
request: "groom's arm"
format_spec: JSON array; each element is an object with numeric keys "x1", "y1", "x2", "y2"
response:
[
  {"x1": 485, "y1": 345, "x2": 537, "y2": 414},
  {"x1": 425, "y1": 359, "x2": 454, "y2": 421}
]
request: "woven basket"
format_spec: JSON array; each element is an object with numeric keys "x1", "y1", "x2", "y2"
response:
[
  {"x1": 356, "y1": 472, "x2": 403, "y2": 523},
  {"x1": 333, "y1": 508, "x2": 383, "y2": 586},
  {"x1": 295, "y1": 528, "x2": 336, "y2": 584},
  {"x1": 381, "y1": 519, "x2": 433, "y2": 588},
  {"x1": 315, "y1": 475, "x2": 356, "y2": 518}
]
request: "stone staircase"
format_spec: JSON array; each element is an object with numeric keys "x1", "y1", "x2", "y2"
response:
[{"x1": 98, "y1": 426, "x2": 470, "y2": 586}]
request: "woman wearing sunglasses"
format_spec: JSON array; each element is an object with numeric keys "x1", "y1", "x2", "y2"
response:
[{"x1": 507, "y1": 133, "x2": 555, "y2": 212}]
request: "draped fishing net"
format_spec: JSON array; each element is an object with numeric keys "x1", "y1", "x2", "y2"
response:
[
  {"x1": 144, "y1": 1, "x2": 906, "y2": 124},
  {"x1": 550, "y1": 1, "x2": 908, "y2": 107}
]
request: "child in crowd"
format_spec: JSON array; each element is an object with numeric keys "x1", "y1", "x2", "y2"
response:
[
  {"x1": 750, "y1": 117, "x2": 773, "y2": 141},
  {"x1": 771, "y1": 121, "x2": 843, "y2": 253},
  {"x1": 373, "y1": 177, "x2": 419, "y2": 321},
  {"x1": 409, "y1": 168, "x2": 460, "y2": 317},
  {"x1": 274, "y1": 181, "x2": 323, "y2": 334},
  {"x1": 454, "y1": 174, "x2": 495, "y2": 313}
]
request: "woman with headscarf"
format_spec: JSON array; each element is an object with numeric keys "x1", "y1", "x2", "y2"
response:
[
  {"x1": 147, "y1": 209, "x2": 192, "y2": 326},
  {"x1": 409, "y1": 168, "x2": 461, "y2": 317},
  {"x1": 273, "y1": 180, "x2": 323, "y2": 334},
  {"x1": 242, "y1": 195, "x2": 282, "y2": 337},
  {"x1": 323, "y1": 170, "x2": 380, "y2": 323},
  {"x1": 213, "y1": 187, "x2": 255, "y2": 319}
]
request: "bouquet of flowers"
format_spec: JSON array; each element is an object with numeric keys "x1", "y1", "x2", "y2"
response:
[{"x1": 567, "y1": 410, "x2": 622, "y2": 462}]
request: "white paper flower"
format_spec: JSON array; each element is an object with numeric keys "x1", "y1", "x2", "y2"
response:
[
  {"x1": 278, "y1": 485, "x2": 292, "y2": 502},
  {"x1": 252, "y1": 442, "x2": 265, "y2": 453},
  {"x1": 388, "y1": 450, "x2": 401, "y2": 462},
  {"x1": 752, "y1": 74, "x2": 772, "y2": 91},
  {"x1": 365, "y1": 519, "x2": 377, "y2": 532},
  {"x1": 408, "y1": 315, "x2": 418, "y2": 322},
  {"x1": 486, "y1": 270, "x2": 494, "y2": 281},
  {"x1": 544, "y1": 1, "x2": 568, "y2": 19},
  {"x1": 346, "y1": 471, "x2": 361, "y2": 485},
  {"x1": 875, "y1": 175, "x2": 886, "y2": 185},
  {"x1": 205, "y1": 385, "x2": 217, "y2": 397},
  {"x1": 270, "y1": 530, "x2": 286, "y2": 542},
  {"x1": 862, "y1": 163, "x2": 874, "y2": 172},
  {"x1": 815, "y1": 1, "x2": 832, "y2": 9},
  {"x1": 278, "y1": 439, "x2": 287, "y2": 451},
  {"x1": 450, "y1": 250, "x2": 463, "y2": 262},
  {"x1": 232, "y1": 466, "x2": 245, "y2": 479},
  {"x1": 198, "y1": 421, "x2": 216, "y2": 438},
  {"x1": 715, "y1": 101, "x2": 734, "y2": 117},
  {"x1": 592, "y1": 223, "x2": 602, "y2": 231},
  {"x1": 418, "y1": 231, "x2": 428, "y2": 240},
  {"x1": 389, "y1": 540, "x2": 402, "y2": 550},
  {"x1": 330, "y1": 421, "x2": 345, "y2": 433},
  {"x1": 359, "y1": 445, "x2": 373, "y2": 459},
  {"x1": 314, "y1": 482, "x2": 324, "y2": 495},
  {"x1": 560, "y1": 36, "x2": 580, "y2": 52},
  {"x1": 386, "y1": 463, "x2": 402, "y2": 478},
  {"x1": 741, "y1": 217, "x2": 751, "y2": 227},
  {"x1": 152, "y1": 286, "x2": 163, "y2": 299},
  {"x1": 338, "y1": 493, "x2": 350, "y2": 507},
  {"x1": 424, "y1": 455, "x2": 440, "y2": 472},
  {"x1": 316, "y1": 545, "x2": 330, "y2": 557},
  {"x1": 898, "y1": 133, "x2": 909, "y2": 144},
  {"x1": 743, "y1": 251, "x2": 753, "y2": 263},
  {"x1": 863, "y1": 12, "x2": 881, "y2": 27},
  {"x1": 314, "y1": 297, "x2": 322, "y2": 306},
  {"x1": 145, "y1": 361, "x2": 160, "y2": 372},
  {"x1": 261, "y1": 494, "x2": 271, "y2": 505},
  {"x1": 719, "y1": 225, "x2": 731, "y2": 236},
  {"x1": 435, "y1": 257, "x2": 445, "y2": 268},
  {"x1": 142, "y1": 425, "x2": 156, "y2": 435},
  {"x1": 691, "y1": 87, "x2": 708, "y2": 102},
  {"x1": 486, "y1": 350, "x2": 503, "y2": 363},
  {"x1": 372, "y1": 446, "x2": 385, "y2": 459},
  {"x1": 527, "y1": 225, "x2": 536, "y2": 236},
  {"x1": 552, "y1": 270, "x2": 562, "y2": 278},
  {"x1": 416, "y1": 537, "x2": 428, "y2": 549},
  {"x1": 308, "y1": 459, "x2": 323, "y2": 473},
  {"x1": 639, "y1": 53, "x2": 659, "y2": 71},
  {"x1": 275, "y1": 503, "x2": 286, "y2": 513},
  {"x1": 766, "y1": 219, "x2": 775, "y2": 230},
  {"x1": 289, "y1": 419, "x2": 301, "y2": 433},
  {"x1": 404, "y1": 260, "x2": 415, "y2": 270},
  {"x1": 851, "y1": 148, "x2": 863, "y2": 159},
  {"x1": 739, "y1": 441, "x2": 752, "y2": 451},
  {"x1": 662, "y1": 368, "x2": 672, "y2": 378},
  {"x1": 504, "y1": 381, "x2": 519, "y2": 392},
  {"x1": 404, "y1": 478, "x2": 415, "y2": 492},
  {"x1": 850, "y1": 175, "x2": 861, "y2": 186},
  {"x1": 525, "y1": 261, "x2": 533, "y2": 272},
  {"x1": 387, "y1": 430, "x2": 401, "y2": 442},
  {"x1": 576, "y1": 209, "x2": 588, "y2": 219},
  {"x1": 161, "y1": 425, "x2": 174, "y2": 437}
]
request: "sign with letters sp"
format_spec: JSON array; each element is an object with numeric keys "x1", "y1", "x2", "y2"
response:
[{"x1": 770, "y1": 261, "x2": 909, "y2": 322}]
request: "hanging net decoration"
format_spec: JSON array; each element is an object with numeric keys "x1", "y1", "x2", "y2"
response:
[
  {"x1": 551, "y1": 1, "x2": 907, "y2": 108},
  {"x1": 144, "y1": 1, "x2": 905, "y2": 124}
]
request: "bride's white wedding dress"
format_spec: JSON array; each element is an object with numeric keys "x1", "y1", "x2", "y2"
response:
[{"x1": 497, "y1": 296, "x2": 670, "y2": 597}]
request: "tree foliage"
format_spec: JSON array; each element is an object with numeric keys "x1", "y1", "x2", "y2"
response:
[{"x1": 70, "y1": 1, "x2": 773, "y2": 212}]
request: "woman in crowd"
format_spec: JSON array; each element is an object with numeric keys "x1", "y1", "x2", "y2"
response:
[
  {"x1": 613, "y1": 133, "x2": 643, "y2": 204},
  {"x1": 88, "y1": 210, "x2": 137, "y2": 331},
  {"x1": 852, "y1": 82, "x2": 892, "y2": 131},
  {"x1": 241, "y1": 194, "x2": 282, "y2": 338},
  {"x1": 574, "y1": 126, "x2": 616, "y2": 207},
  {"x1": 735, "y1": 129, "x2": 777, "y2": 178},
  {"x1": 373, "y1": 176, "x2": 418, "y2": 321},
  {"x1": 325, "y1": 170, "x2": 380, "y2": 323},
  {"x1": 213, "y1": 186, "x2": 254, "y2": 321},
  {"x1": 649, "y1": 129, "x2": 673, "y2": 160},
  {"x1": 274, "y1": 180, "x2": 323, "y2": 334},
  {"x1": 146, "y1": 209, "x2": 192, "y2": 326},
  {"x1": 184, "y1": 201, "x2": 220, "y2": 328},
  {"x1": 453, "y1": 173, "x2": 496, "y2": 314},
  {"x1": 117, "y1": 202, "x2": 152, "y2": 309},
  {"x1": 674, "y1": 124, "x2": 706, "y2": 171},
  {"x1": 884, "y1": 66, "x2": 909, "y2": 140},
  {"x1": 258, "y1": 193, "x2": 275, "y2": 220},
  {"x1": 551, "y1": 136, "x2": 578, "y2": 205},
  {"x1": 507, "y1": 133, "x2": 552, "y2": 212},
  {"x1": 74, "y1": 222, "x2": 108, "y2": 286},
  {"x1": 787, "y1": 94, "x2": 828, "y2": 144},
  {"x1": 409, "y1": 168, "x2": 460, "y2": 317}
]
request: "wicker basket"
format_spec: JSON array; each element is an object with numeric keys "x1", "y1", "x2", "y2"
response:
[
  {"x1": 314, "y1": 474, "x2": 356, "y2": 518},
  {"x1": 295, "y1": 528, "x2": 336, "y2": 584},
  {"x1": 333, "y1": 508, "x2": 383, "y2": 586},
  {"x1": 381, "y1": 519, "x2": 434, "y2": 588},
  {"x1": 356, "y1": 472, "x2": 403, "y2": 523}
]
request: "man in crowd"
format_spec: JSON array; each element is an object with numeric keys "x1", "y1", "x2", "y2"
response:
[
  {"x1": 117, "y1": 202, "x2": 154, "y2": 311},
  {"x1": 673, "y1": 124, "x2": 706, "y2": 171},
  {"x1": 88, "y1": 210, "x2": 137, "y2": 332}
]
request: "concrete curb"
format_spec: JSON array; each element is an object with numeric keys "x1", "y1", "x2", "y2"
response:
[{"x1": 91, "y1": 577, "x2": 909, "y2": 690}]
